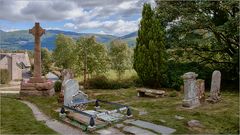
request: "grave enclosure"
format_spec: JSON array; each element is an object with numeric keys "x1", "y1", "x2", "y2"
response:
[{"x1": 60, "y1": 78, "x2": 132, "y2": 131}]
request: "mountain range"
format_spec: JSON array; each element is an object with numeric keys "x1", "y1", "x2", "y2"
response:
[{"x1": 0, "y1": 30, "x2": 137, "y2": 50}]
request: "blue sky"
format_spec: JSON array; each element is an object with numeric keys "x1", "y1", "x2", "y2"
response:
[{"x1": 0, "y1": 0, "x2": 155, "y2": 36}]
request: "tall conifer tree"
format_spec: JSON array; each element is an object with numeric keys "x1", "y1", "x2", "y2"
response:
[{"x1": 133, "y1": 3, "x2": 167, "y2": 88}]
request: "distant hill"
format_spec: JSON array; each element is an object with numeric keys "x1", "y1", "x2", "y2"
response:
[
  {"x1": 0, "y1": 30, "x2": 138, "y2": 50},
  {"x1": 118, "y1": 31, "x2": 137, "y2": 47}
]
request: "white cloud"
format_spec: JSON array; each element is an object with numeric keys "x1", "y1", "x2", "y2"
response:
[{"x1": 0, "y1": 0, "x2": 155, "y2": 35}]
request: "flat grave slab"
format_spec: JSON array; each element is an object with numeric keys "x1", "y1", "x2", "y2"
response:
[
  {"x1": 96, "y1": 127, "x2": 124, "y2": 135},
  {"x1": 137, "y1": 88, "x2": 165, "y2": 97},
  {"x1": 123, "y1": 126, "x2": 157, "y2": 135},
  {"x1": 124, "y1": 119, "x2": 176, "y2": 134},
  {"x1": 67, "y1": 112, "x2": 105, "y2": 125}
]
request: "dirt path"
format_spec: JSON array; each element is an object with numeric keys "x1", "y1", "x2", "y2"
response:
[{"x1": 20, "y1": 100, "x2": 84, "y2": 135}]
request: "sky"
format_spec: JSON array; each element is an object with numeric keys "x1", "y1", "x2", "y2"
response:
[{"x1": 0, "y1": 0, "x2": 155, "y2": 36}]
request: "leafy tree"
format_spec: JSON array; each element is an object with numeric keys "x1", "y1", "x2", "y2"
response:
[
  {"x1": 133, "y1": 3, "x2": 167, "y2": 88},
  {"x1": 155, "y1": 0, "x2": 239, "y2": 82},
  {"x1": 52, "y1": 34, "x2": 75, "y2": 69},
  {"x1": 109, "y1": 40, "x2": 132, "y2": 80},
  {"x1": 74, "y1": 36, "x2": 109, "y2": 77},
  {"x1": 41, "y1": 48, "x2": 52, "y2": 75}
]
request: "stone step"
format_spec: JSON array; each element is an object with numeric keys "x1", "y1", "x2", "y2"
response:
[
  {"x1": 123, "y1": 126, "x2": 157, "y2": 135},
  {"x1": 124, "y1": 119, "x2": 176, "y2": 134}
]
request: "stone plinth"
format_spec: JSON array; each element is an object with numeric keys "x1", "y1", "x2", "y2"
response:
[
  {"x1": 20, "y1": 80, "x2": 54, "y2": 96},
  {"x1": 181, "y1": 72, "x2": 200, "y2": 108}
]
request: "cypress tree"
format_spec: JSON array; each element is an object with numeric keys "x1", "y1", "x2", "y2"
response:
[{"x1": 133, "y1": 3, "x2": 167, "y2": 88}]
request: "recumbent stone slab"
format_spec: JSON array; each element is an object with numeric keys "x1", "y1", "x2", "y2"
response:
[
  {"x1": 123, "y1": 126, "x2": 157, "y2": 135},
  {"x1": 124, "y1": 119, "x2": 176, "y2": 134},
  {"x1": 96, "y1": 127, "x2": 124, "y2": 135}
]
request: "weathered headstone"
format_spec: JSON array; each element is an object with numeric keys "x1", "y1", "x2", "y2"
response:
[
  {"x1": 20, "y1": 22, "x2": 54, "y2": 96},
  {"x1": 58, "y1": 69, "x2": 74, "y2": 103},
  {"x1": 181, "y1": 72, "x2": 200, "y2": 108},
  {"x1": 63, "y1": 79, "x2": 87, "y2": 107},
  {"x1": 207, "y1": 70, "x2": 221, "y2": 103},
  {"x1": 196, "y1": 79, "x2": 205, "y2": 103}
]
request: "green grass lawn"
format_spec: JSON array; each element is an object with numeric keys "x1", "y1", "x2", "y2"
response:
[
  {"x1": 2, "y1": 88, "x2": 239, "y2": 134},
  {"x1": 0, "y1": 95, "x2": 57, "y2": 134}
]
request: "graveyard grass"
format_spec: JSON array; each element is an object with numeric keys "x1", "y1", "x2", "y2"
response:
[
  {"x1": 0, "y1": 95, "x2": 57, "y2": 134},
  {"x1": 19, "y1": 88, "x2": 239, "y2": 134}
]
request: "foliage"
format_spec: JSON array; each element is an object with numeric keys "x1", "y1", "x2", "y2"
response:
[
  {"x1": 155, "y1": 0, "x2": 239, "y2": 83},
  {"x1": 163, "y1": 61, "x2": 212, "y2": 90},
  {"x1": 41, "y1": 48, "x2": 52, "y2": 75},
  {"x1": 52, "y1": 34, "x2": 75, "y2": 69},
  {"x1": 134, "y1": 3, "x2": 167, "y2": 88},
  {"x1": 54, "y1": 81, "x2": 62, "y2": 92},
  {"x1": 0, "y1": 69, "x2": 10, "y2": 84},
  {"x1": 109, "y1": 40, "x2": 132, "y2": 80},
  {"x1": 74, "y1": 36, "x2": 109, "y2": 77}
]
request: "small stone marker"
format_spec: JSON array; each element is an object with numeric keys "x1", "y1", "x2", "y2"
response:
[
  {"x1": 181, "y1": 72, "x2": 200, "y2": 108},
  {"x1": 175, "y1": 115, "x2": 185, "y2": 120},
  {"x1": 124, "y1": 119, "x2": 176, "y2": 134},
  {"x1": 123, "y1": 126, "x2": 157, "y2": 135},
  {"x1": 196, "y1": 79, "x2": 205, "y2": 103},
  {"x1": 207, "y1": 70, "x2": 221, "y2": 103},
  {"x1": 187, "y1": 120, "x2": 204, "y2": 128}
]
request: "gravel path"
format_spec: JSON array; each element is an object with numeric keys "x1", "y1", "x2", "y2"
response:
[{"x1": 20, "y1": 100, "x2": 84, "y2": 135}]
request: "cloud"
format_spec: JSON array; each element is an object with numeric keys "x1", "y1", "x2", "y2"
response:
[{"x1": 0, "y1": 0, "x2": 155, "y2": 35}]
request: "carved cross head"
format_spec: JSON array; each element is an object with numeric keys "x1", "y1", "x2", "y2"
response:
[{"x1": 29, "y1": 22, "x2": 45, "y2": 37}]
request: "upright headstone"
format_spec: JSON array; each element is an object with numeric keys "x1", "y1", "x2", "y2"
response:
[
  {"x1": 58, "y1": 69, "x2": 74, "y2": 103},
  {"x1": 207, "y1": 70, "x2": 221, "y2": 103},
  {"x1": 181, "y1": 72, "x2": 200, "y2": 108},
  {"x1": 63, "y1": 79, "x2": 88, "y2": 107},
  {"x1": 196, "y1": 79, "x2": 205, "y2": 103}
]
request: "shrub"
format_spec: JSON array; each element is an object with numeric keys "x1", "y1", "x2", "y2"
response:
[
  {"x1": 163, "y1": 61, "x2": 212, "y2": 90},
  {"x1": 0, "y1": 69, "x2": 10, "y2": 84},
  {"x1": 54, "y1": 81, "x2": 62, "y2": 92}
]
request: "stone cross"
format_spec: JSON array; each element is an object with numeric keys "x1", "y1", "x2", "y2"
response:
[
  {"x1": 181, "y1": 72, "x2": 200, "y2": 108},
  {"x1": 207, "y1": 70, "x2": 221, "y2": 103},
  {"x1": 29, "y1": 22, "x2": 45, "y2": 83}
]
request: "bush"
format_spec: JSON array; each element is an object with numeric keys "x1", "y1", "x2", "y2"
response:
[
  {"x1": 0, "y1": 69, "x2": 10, "y2": 84},
  {"x1": 163, "y1": 61, "x2": 212, "y2": 90},
  {"x1": 54, "y1": 81, "x2": 62, "y2": 92}
]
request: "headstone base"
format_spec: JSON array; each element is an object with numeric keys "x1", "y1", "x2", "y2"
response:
[
  {"x1": 182, "y1": 98, "x2": 200, "y2": 108},
  {"x1": 20, "y1": 81, "x2": 54, "y2": 96}
]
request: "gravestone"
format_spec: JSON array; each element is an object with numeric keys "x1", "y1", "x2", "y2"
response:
[
  {"x1": 207, "y1": 70, "x2": 221, "y2": 103},
  {"x1": 181, "y1": 72, "x2": 200, "y2": 108},
  {"x1": 63, "y1": 79, "x2": 87, "y2": 107},
  {"x1": 58, "y1": 69, "x2": 74, "y2": 103},
  {"x1": 20, "y1": 22, "x2": 54, "y2": 96},
  {"x1": 196, "y1": 79, "x2": 205, "y2": 103}
]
